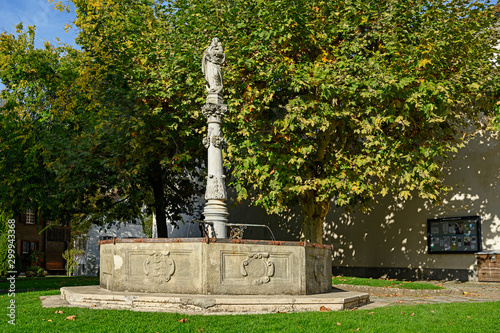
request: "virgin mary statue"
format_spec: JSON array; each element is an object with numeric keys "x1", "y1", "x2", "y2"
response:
[{"x1": 202, "y1": 38, "x2": 225, "y2": 94}]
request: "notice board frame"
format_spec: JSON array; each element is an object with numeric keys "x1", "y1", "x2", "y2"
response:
[{"x1": 427, "y1": 216, "x2": 481, "y2": 254}]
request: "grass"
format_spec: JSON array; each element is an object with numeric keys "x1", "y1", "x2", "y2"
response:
[
  {"x1": 332, "y1": 276, "x2": 444, "y2": 290},
  {"x1": 0, "y1": 276, "x2": 99, "y2": 291},
  {"x1": 0, "y1": 276, "x2": 498, "y2": 332}
]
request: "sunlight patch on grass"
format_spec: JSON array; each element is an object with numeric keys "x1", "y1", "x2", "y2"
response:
[{"x1": 332, "y1": 276, "x2": 444, "y2": 290}]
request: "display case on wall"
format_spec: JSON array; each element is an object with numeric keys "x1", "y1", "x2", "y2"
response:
[{"x1": 427, "y1": 216, "x2": 481, "y2": 254}]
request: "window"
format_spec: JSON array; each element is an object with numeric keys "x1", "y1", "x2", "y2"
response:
[
  {"x1": 21, "y1": 241, "x2": 38, "y2": 254},
  {"x1": 26, "y1": 209, "x2": 35, "y2": 224},
  {"x1": 22, "y1": 241, "x2": 30, "y2": 254}
]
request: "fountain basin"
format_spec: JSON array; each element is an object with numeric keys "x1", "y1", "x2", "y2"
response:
[{"x1": 100, "y1": 238, "x2": 332, "y2": 295}]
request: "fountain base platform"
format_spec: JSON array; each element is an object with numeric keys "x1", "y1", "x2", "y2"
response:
[{"x1": 58, "y1": 285, "x2": 369, "y2": 314}]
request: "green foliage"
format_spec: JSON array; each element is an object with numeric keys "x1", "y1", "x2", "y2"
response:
[
  {"x1": 26, "y1": 266, "x2": 46, "y2": 277},
  {"x1": 0, "y1": 5, "x2": 204, "y2": 234},
  {"x1": 0, "y1": 233, "x2": 9, "y2": 276},
  {"x1": 62, "y1": 248, "x2": 85, "y2": 277},
  {"x1": 141, "y1": 214, "x2": 153, "y2": 238},
  {"x1": 0, "y1": 276, "x2": 99, "y2": 291},
  {"x1": 169, "y1": 0, "x2": 500, "y2": 242},
  {"x1": 0, "y1": 210, "x2": 19, "y2": 277},
  {"x1": 27, "y1": 250, "x2": 45, "y2": 267},
  {"x1": 2, "y1": 1, "x2": 499, "y2": 243},
  {"x1": 0, "y1": 24, "x2": 69, "y2": 222}
]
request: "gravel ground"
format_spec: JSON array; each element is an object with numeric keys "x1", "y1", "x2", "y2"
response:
[{"x1": 350, "y1": 280, "x2": 500, "y2": 310}]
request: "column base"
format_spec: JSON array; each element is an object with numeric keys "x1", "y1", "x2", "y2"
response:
[{"x1": 203, "y1": 199, "x2": 229, "y2": 238}]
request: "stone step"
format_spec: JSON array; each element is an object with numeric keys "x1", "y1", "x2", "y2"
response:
[{"x1": 56, "y1": 285, "x2": 370, "y2": 314}]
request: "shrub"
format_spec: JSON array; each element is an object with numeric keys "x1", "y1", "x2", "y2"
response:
[
  {"x1": 28, "y1": 249, "x2": 45, "y2": 267},
  {"x1": 0, "y1": 211, "x2": 20, "y2": 277},
  {"x1": 26, "y1": 266, "x2": 45, "y2": 277},
  {"x1": 62, "y1": 248, "x2": 85, "y2": 277}
]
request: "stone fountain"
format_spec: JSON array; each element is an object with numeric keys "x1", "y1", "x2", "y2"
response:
[{"x1": 58, "y1": 39, "x2": 369, "y2": 313}]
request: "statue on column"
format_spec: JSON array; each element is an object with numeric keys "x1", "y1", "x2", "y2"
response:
[{"x1": 202, "y1": 37, "x2": 225, "y2": 94}]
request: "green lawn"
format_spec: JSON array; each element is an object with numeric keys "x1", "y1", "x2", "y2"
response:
[
  {"x1": 332, "y1": 276, "x2": 444, "y2": 290},
  {"x1": 0, "y1": 276, "x2": 498, "y2": 332},
  {"x1": 0, "y1": 276, "x2": 99, "y2": 292}
]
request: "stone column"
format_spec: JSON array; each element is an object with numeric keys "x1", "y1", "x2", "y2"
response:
[
  {"x1": 202, "y1": 96, "x2": 228, "y2": 238},
  {"x1": 201, "y1": 38, "x2": 228, "y2": 238}
]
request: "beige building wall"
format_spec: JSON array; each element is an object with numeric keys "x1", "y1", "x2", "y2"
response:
[
  {"x1": 324, "y1": 132, "x2": 500, "y2": 280},
  {"x1": 228, "y1": 132, "x2": 500, "y2": 281}
]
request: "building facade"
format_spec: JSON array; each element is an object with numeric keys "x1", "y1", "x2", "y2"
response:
[{"x1": 15, "y1": 210, "x2": 70, "y2": 273}]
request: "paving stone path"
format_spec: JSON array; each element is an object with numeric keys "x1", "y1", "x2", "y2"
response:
[{"x1": 344, "y1": 280, "x2": 500, "y2": 310}]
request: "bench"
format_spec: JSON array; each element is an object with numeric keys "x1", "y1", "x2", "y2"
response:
[{"x1": 46, "y1": 260, "x2": 65, "y2": 271}]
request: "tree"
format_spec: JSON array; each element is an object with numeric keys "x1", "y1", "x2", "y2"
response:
[
  {"x1": 169, "y1": 0, "x2": 500, "y2": 243},
  {"x1": 62, "y1": 248, "x2": 84, "y2": 277},
  {"x1": 0, "y1": 4, "x2": 205, "y2": 235},
  {"x1": 3, "y1": 1, "x2": 499, "y2": 244},
  {"x1": 0, "y1": 24, "x2": 76, "y2": 223},
  {"x1": 66, "y1": 0, "x2": 207, "y2": 235}
]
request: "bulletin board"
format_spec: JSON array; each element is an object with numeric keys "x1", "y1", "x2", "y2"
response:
[{"x1": 427, "y1": 216, "x2": 481, "y2": 254}]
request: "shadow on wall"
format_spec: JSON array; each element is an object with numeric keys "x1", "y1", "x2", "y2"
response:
[
  {"x1": 83, "y1": 223, "x2": 145, "y2": 276},
  {"x1": 323, "y1": 132, "x2": 500, "y2": 281},
  {"x1": 198, "y1": 133, "x2": 498, "y2": 281},
  {"x1": 227, "y1": 189, "x2": 301, "y2": 241}
]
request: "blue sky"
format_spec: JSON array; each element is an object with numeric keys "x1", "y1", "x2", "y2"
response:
[{"x1": 0, "y1": 0, "x2": 78, "y2": 48}]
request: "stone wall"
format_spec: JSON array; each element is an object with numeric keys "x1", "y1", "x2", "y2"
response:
[{"x1": 100, "y1": 239, "x2": 332, "y2": 295}]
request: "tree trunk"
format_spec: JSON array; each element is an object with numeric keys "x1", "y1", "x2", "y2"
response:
[
  {"x1": 148, "y1": 160, "x2": 168, "y2": 238},
  {"x1": 300, "y1": 191, "x2": 330, "y2": 244}
]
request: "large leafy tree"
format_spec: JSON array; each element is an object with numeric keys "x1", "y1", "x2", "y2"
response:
[
  {"x1": 2, "y1": 0, "x2": 499, "y2": 243},
  {"x1": 0, "y1": 3, "x2": 205, "y2": 235},
  {"x1": 0, "y1": 25, "x2": 75, "y2": 223},
  {"x1": 169, "y1": 0, "x2": 500, "y2": 243},
  {"x1": 65, "y1": 0, "x2": 207, "y2": 235}
]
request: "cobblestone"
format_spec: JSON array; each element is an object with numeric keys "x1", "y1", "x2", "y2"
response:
[{"x1": 351, "y1": 280, "x2": 500, "y2": 310}]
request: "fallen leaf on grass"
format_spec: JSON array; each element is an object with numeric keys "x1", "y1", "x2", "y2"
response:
[
  {"x1": 397, "y1": 300, "x2": 404, "y2": 303},
  {"x1": 320, "y1": 306, "x2": 332, "y2": 312},
  {"x1": 430, "y1": 310, "x2": 435, "y2": 314},
  {"x1": 411, "y1": 313, "x2": 415, "y2": 316},
  {"x1": 368, "y1": 312, "x2": 375, "y2": 315},
  {"x1": 65, "y1": 315, "x2": 76, "y2": 321},
  {"x1": 48, "y1": 319, "x2": 53, "y2": 322},
  {"x1": 55, "y1": 310, "x2": 63, "y2": 314},
  {"x1": 401, "y1": 312, "x2": 406, "y2": 315},
  {"x1": 177, "y1": 318, "x2": 189, "y2": 323},
  {"x1": 337, "y1": 322, "x2": 342, "y2": 326}
]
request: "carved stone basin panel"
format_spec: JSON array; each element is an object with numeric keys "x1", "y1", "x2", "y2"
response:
[{"x1": 99, "y1": 238, "x2": 332, "y2": 295}]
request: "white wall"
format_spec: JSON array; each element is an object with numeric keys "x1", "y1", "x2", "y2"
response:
[{"x1": 77, "y1": 222, "x2": 145, "y2": 276}]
